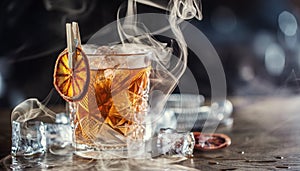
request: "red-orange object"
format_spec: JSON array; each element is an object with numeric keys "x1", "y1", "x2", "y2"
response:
[{"x1": 193, "y1": 132, "x2": 231, "y2": 150}]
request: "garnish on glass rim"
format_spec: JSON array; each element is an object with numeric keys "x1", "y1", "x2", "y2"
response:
[{"x1": 53, "y1": 22, "x2": 90, "y2": 102}]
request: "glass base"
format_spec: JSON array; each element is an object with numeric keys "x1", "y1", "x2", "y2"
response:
[
  {"x1": 73, "y1": 142, "x2": 128, "y2": 159},
  {"x1": 74, "y1": 149, "x2": 128, "y2": 159},
  {"x1": 73, "y1": 141, "x2": 149, "y2": 159}
]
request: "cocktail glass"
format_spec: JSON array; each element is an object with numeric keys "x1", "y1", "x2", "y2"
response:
[{"x1": 69, "y1": 45, "x2": 152, "y2": 159}]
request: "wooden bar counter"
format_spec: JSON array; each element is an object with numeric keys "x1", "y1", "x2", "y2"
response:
[{"x1": 1, "y1": 96, "x2": 300, "y2": 170}]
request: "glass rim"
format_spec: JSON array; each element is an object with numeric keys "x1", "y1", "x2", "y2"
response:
[{"x1": 85, "y1": 51, "x2": 152, "y2": 58}]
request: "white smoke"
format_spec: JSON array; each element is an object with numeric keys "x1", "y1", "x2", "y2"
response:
[{"x1": 11, "y1": 98, "x2": 56, "y2": 124}]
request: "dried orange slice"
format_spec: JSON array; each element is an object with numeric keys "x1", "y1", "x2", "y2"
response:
[{"x1": 53, "y1": 47, "x2": 90, "y2": 102}]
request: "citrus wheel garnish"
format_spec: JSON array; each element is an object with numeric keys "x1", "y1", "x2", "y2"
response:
[{"x1": 53, "y1": 47, "x2": 90, "y2": 102}]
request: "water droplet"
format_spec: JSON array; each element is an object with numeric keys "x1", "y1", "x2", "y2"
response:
[
  {"x1": 238, "y1": 151, "x2": 245, "y2": 154},
  {"x1": 275, "y1": 156, "x2": 284, "y2": 159}
]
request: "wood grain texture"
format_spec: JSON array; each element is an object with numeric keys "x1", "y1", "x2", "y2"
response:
[{"x1": 1, "y1": 96, "x2": 300, "y2": 170}]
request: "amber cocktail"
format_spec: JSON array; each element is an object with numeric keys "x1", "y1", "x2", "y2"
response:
[{"x1": 70, "y1": 47, "x2": 151, "y2": 158}]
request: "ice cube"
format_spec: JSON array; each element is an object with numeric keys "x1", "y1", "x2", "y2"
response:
[
  {"x1": 81, "y1": 44, "x2": 99, "y2": 54},
  {"x1": 45, "y1": 123, "x2": 72, "y2": 148},
  {"x1": 157, "y1": 128, "x2": 195, "y2": 157},
  {"x1": 11, "y1": 121, "x2": 46, "y2": 156},
  {"x1": 11, "y1": 116, "x2": 72, "y2": 156},
  {"x1": 96, "y1": 45, "x2": 115, "y2": 55},
  {"x1": 11, "y1": 120, "x2": 72, "y2": 157},
  {"x1": 11, "y1": 99, "x2": 72, "y2": 156},
  {"x1": 55, "y1": 112, "x2": 70, "y2": 124}
]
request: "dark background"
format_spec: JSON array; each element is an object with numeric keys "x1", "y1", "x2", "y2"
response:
[
  {"x1": 1, "y1": 0, "x2": 300, "y2": 157},
  {"x1": 1, "y1": 0, "x2": 300, "y2": 108}
]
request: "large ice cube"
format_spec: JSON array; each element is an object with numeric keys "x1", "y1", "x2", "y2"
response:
[
  {"x1": 11, "y1": 120, "x2": 72, "y2": 157},
  {"x1": 11, "y1": 99, "x2": 72, "y2": 156},
  {"x1": 11, "y1": 121, "x2": 46, "y2": 156},
  {"x1": 157, "y1": 128, "x2": 195, "y2": 157},
  {"x1": 46, "y1": 112, "x2": 72, "y2": 148},
  {"x1": 45, "y1": 123, "x2": 72, "y2": 148}
]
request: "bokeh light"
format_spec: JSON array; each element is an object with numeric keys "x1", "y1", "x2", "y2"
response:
[
  {"x1": 264, "y1": 43, "x2": 285, "y2": 76},
  {"x1": 240, "y1": 65, "x2": 254, "y2": 81},
  {"x1": 278, "y1": 11, "x2": 297, "y2": 36}
]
